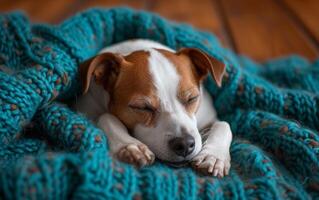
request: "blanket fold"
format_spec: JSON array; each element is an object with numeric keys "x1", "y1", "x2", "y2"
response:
[{"x1": 0, "y1": 8, "x2": 318, "y2": 200}]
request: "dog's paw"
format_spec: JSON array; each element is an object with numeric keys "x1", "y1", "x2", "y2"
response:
[
  {"x1": 116, "y1": 143, "x2": 155, "y2": 167},
  {"x1": 191, "y1": 147, "x2": 231, "y2": 177}
]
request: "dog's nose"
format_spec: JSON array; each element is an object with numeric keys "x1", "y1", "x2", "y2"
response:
[{"x1": 168, "y1": 134, "x2": 195, "y2": 157}]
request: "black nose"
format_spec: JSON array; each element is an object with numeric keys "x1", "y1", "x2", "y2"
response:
[{"x1": 168, "y1": 134, "x2": 195, "y2": 157}]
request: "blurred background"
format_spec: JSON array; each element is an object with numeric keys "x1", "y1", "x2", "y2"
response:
[{"x1": 0, "y1": 0, "x2": 318, "y2": 61}]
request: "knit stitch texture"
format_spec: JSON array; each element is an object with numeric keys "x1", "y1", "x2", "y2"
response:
[{"x1": 0, "y1": 8, "x2": 318, "y2": 200}]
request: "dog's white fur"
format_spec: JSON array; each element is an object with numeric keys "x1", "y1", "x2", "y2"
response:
[{"x1": 75, "y1": 39, "x2": 232, "y2": 177}]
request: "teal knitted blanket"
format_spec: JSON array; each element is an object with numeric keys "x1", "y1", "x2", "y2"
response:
[{"x1": 0, "y1": 8, "x2": 318, "y2": 200}]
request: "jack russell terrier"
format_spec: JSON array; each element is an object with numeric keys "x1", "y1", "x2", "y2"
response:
[{"x1": 75, "y1": 39, "x2": 232, "y2": 177}]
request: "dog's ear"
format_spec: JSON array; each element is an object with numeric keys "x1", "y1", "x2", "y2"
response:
[
  {"x1": 79, "y1": 52, "x2": 126, "y2": 94},
  {"x1": 178, "y1": 48, "x2": 226, "y2": 87}
]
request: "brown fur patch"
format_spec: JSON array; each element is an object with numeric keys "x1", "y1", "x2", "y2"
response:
[{"x1": 109, "y1": 51, "x2": 159, "y2": 129}]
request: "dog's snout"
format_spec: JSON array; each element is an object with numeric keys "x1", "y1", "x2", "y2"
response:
[{"x1": 168, "y1": 134, "x2": 195, "y2": 157}]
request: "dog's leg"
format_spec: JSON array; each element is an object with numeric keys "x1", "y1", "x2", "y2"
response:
[
  {"x1": 97, "y1": 113, "x2": 155, "y2": 167},
  {"x1": 192, "y1": 121, "x2": 232, "y2": 177}
]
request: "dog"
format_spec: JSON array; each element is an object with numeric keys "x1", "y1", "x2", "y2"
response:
[{"x1": 75, "y1": 39, "x2": 232, "y2": 177}]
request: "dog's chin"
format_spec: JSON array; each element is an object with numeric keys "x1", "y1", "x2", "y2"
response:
[
  {"x1": 155, "y1": 143, "x2": 202, "y2": 168},
  {"x1": 160, "y1": 159, "x2": 190, "y2": 168},
  {"x1": 157, "y1": 151, "x2": 199, "y2": 168}
]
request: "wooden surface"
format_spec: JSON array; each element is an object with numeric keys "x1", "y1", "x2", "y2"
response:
[{"x1": 1, "y1": 0, "x2": 319, "y2": 61}]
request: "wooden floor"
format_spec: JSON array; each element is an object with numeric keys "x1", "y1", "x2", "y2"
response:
[{"x1": 1, "y1": 0, "x2": 319, "y2": 61}]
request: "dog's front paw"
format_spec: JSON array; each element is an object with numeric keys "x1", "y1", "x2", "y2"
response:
[
  {"x1": 116, "y1": 143, "x2": 155, "y2": 167},
  {"x1": 191, "y1": 147, "x2": 231, "y2": 177}
]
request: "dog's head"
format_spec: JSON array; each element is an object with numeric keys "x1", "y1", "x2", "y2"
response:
[{"x1": 80, "y1": 48, "x2": 225, "y2": 164}]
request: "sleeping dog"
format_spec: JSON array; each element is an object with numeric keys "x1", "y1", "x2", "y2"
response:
[{"x1": 75, "y1": 40, "x2": 232, "y2": 177}]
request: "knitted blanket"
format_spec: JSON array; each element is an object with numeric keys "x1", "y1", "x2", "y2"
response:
[{"x1": 0, "y1": 8, "x2": 318, "y2": 200}]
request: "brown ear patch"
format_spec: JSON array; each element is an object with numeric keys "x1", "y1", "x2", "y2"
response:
[
  {"x1": 79, "y1": 53, "x2": 124, "y2": 94},
  {"x1": 178, "y1": 48, "x2": 226, "y2": 87}
]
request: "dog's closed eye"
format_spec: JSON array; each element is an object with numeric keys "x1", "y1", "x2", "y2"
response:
[
  {"x1": 128, "y1": 104, "x2": 156, "y2": 113},
  {"x1": 183, "y1": 95, "x2": 199, "y2": 105},
  {"x1": 128, "y1": 95, "x2": 159, "y2": 114},
  {"x1": 178, "y1": 87, "x2": 200, "y2": 107},
  {"x1": 128, "y1": 101, "x2": 158, "y2": 127}
]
